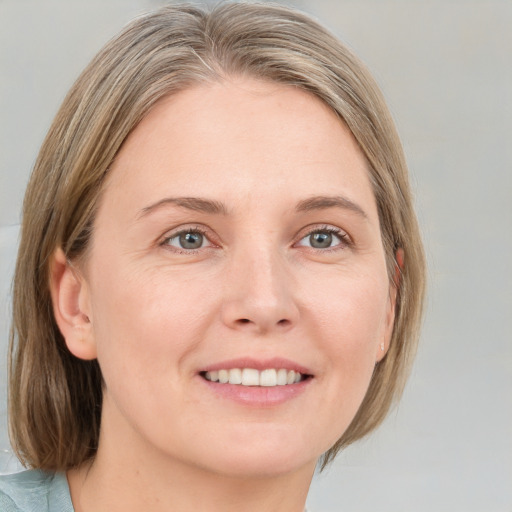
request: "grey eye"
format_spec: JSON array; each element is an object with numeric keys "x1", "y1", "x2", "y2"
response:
[
  {"x1": 297, "y1": 229, "x2": 345, "y2": 250},
  {"x1": 309, "y1": 232, "x2": 333, "y2": 248},
  {"x1": 179, "y1": 232, "x2": 204, "y2": 249},
  {"x1": 166, "y1": 230, "x2": 209, "y2": 250}
]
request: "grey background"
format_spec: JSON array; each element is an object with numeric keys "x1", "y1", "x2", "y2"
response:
[{"x1": 1, "y1": 0, "x2": 511, "y2": 510}]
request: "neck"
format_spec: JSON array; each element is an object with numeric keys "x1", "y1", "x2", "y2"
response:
[
  {"x1": 68, "y1": 399, "x2": 315, "y2": 512},
  {"x1": 69, "y1": 452, "x2": 314, "y2": 512}
]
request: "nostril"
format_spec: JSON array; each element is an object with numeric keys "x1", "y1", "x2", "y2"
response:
[
  {"x1": 228, "y1": 314, "x2": 296, "y2": 331},
  {"x1": 237, "y1": 318, "x2": 290, "y2": 326}
]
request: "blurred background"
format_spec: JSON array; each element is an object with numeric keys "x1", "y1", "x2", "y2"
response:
[{"x1": 0, "y1": 1, "x2": 511, "y2": 510}]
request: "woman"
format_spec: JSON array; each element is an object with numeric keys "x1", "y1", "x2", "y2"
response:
[{"x1": 1, "y1": 2, "x2": 425, "y2": 511}]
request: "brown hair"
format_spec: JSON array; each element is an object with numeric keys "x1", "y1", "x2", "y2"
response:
[{"x1": 9, "y1": 2, "x2": 426, "y2": 470}]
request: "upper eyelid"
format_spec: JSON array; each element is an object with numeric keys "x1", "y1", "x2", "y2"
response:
[
  {"x1": 295, "y1": 223, "x2": 350, "y2": 241},
  {"x1": 293, "y1": 225, "x2": 353, "y2": 251},
  {"x1": 160, "y1": 224, "x2": 214, "y2": 243},
  {"x1": 159, "y1": 226, "x2": 217, "y2": 254},
  {"x1": 158, "y1": 230, "x2": 214, "y2": 255}
]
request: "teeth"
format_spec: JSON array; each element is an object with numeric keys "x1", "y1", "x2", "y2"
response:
[
  {"x1": 218, "y1": 369, "x2": 229, "y2": 384},
  {"x1": 276, "y1": 368, "x2": 287, "y2": 385},
  {"x1": 204, "y1": 368, "x2": 305, "y2": 387},
  {"x1": 228, "y1": 368, "x2": 242, "y2": 384},
  {"x1": 241, "y1": 368, "x2": 259, "y2": 386},
  {"x1": 260, "y1": 369, "x2": 277, "y2": 387}
]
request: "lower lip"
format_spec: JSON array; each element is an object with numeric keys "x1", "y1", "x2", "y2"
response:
[{"x1": 199, "y1": 377, "x2": 312, "y2": 406}]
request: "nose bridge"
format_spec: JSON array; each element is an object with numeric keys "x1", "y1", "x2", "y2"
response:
[{"x1": 221, "y1": 236, "x2": 299, "y2": 332}]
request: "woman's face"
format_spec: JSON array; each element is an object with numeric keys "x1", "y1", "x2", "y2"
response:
[{"x1": 78, "y1": 78, "x2": 396, "y2": 477}]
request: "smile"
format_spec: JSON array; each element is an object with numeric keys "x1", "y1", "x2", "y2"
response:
[{"x1": 202, "y1": 368, "x2": 307, "y2": 387}]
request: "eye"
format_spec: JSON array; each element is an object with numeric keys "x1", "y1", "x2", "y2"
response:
[
  {"x1": 163, "y1": 229, "x2": 212, "y2": 251},
  {"x1": 296, "y1": 227, "x2": 348, "y2": 250}
]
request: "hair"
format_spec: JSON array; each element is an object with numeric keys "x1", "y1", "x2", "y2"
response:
[{"x1": 9, "y1": 1, "x2": 426, "y2": 471}]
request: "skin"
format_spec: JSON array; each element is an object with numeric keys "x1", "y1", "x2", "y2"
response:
[{"x1": 51, "y1": 78, "x2": 396, "y2": 512}]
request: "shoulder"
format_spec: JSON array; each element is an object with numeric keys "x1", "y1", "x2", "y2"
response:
[{"x1": 0, "y1": 469, "x2": 73, "y2": 512}]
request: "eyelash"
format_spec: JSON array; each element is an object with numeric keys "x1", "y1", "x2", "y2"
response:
[
  {"x1": 160, "y1": 224, "x2": 351, "y2": 254},
  {"x1": 160, "y1": 226, "x2": 215, "y2": 254},
  {"x1": 295, "y1": 225, "x2": 351, "y2": 251}
]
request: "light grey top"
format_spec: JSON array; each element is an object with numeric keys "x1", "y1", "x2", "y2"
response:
[
  {"x1": 0, "y1": 470, "x2": 73, "y2": 512},
  {"x1": 0, "y1": 469, "x2": 312, "y2": 511}
]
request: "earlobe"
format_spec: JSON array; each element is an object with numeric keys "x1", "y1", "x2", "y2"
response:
[{"x1": 49, "y1": 248, "x2": 97, "y2": 360}]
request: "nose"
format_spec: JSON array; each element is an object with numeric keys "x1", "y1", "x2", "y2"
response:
[{"x1": 220, "y1": 246, "x2": 300, "y2": 335}]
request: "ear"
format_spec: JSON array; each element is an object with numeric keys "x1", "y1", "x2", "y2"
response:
[
  {"x1": 376, "y1": 248, "x2": 404, "y2": 363},
  {"x1": 49, "y1": 248, "x2": 97, "y2": 360}
]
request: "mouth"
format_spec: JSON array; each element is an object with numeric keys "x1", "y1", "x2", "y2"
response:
[
  {"x1": 200, "y1": 368, "x2": 311, "y2": 387},
  {"x1": 198, "y1": 359, "x2": 313, "y2": 406}
]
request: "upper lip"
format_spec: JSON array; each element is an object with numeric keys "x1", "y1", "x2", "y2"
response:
[{"x1": 199, "y1": 357, "x2": 313, "y2": 376}]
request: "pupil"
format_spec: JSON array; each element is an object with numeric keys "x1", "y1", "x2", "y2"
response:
[
  {"x1": 179, "y1": 232, "x2": 203, "y2": 249},
  {"x1": 311, "y1": 232, "x2": 332, "y2": 248}
]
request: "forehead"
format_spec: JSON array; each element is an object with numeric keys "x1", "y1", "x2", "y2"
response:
[{"x1": 103, "y1": 78, "x2": 377, "y2": 220}]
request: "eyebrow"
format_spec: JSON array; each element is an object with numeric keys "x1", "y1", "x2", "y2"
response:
[
  {"x1": 138, "y1": 197, "x2": 228, "y2": 218},
  {"x1": 138, "y1": 194, "x2": 367, "y2": 220},
  {"x1": 295, "y1": 195, "x2": 368, "y2": 219}
]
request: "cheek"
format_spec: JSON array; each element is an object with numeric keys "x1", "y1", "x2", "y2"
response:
[
  {"x1": 303, "y1": 268, "x2": 390, "y2": 423},
  {"x1": 305, "y1": 266, "x2": 390, "y2": 350},
  {"x1": 88, "y1": 262, "x2": 217, "y2": 387}
]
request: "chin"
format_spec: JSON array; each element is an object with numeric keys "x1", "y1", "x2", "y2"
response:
[
  {"x1": 201, "y1": 449, "x2": 316, "y2": 479},
  {"x1": 180, "y1": 426, "x2": 324, "y2": 479}
]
